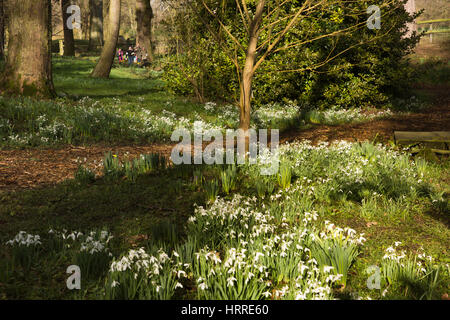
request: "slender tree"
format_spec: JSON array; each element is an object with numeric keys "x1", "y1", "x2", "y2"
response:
[
  {"x1": 0, "y1": 0, "x2": 4, "y2": 60},
  {"x1": 191, "y1": 0, "x2": 399, "y2": 143},
  {"x1": 0, "y1": 0, "x2": 55, "y2": 97},
  {"x1": 81, "y1": 0, "x2": 90, "y2": 40},
  {"x1": 91, "y1": 0, "x2": 121, "y2": 78},
  {"x1": 88, "y1": 0, "x2": 103, "y2": 50},
  {"x1": 61, "y1": 0, "x2": 76, "y2": 56},
  {"x1": 136, "y1": 0, "x2": 154, "y2": 62}
]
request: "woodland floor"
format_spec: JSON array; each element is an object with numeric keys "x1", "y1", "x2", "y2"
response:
[{"x1": 1, "y1": 85, "x2": 448, "y2": 192}]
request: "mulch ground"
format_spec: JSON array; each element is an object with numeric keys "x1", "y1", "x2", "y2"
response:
[
  {"x1": 1, "y1": 87, "x2": 449, "y2": 192},
  {"x1": 280, "y1": 104, "x2": 450, "y2": 145},
  {"x1": 0, "y1": 144, "x2": 175, "y2": 192},
  {"x1": 280, "y1": 85, "x2": 450, "y2": 145}
]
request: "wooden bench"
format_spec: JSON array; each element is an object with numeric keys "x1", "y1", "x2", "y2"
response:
[{"x1": 394, "y1": 131, "x2": 450, "y2": 155}]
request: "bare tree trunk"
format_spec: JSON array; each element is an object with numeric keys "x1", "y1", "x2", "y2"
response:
[
  {"x1": 239, "y1": 1, "x2": 265, "y2": 133},
  {"x1": 136, "y1": 0, "x2": 153, "y2": 62},
  {"x1": 103, "y1": 0, "x2": 110, "y2": 40},
  {"x1": 61, "y1": 0, "x2": 75, "y2": 56},
  {"x1": 405, "y1": 0, "x2": 417, "y2": 38},
  {"x1": 0, "y1": 0, "x2": 4, "y2": 60},
  {"x1": 127, "y1": 0, "x2": 137, "y2": 38},
  {"x1": 0, "y1": 0, "x2": 55, "y2": 97},
  {"x1": 91, "y1": 0, "x2": 120, "y2": 78},
  {"x1": 81, "y1": 0, "x2": 90, "y2": 40},
  {"x1": 88, "y1": 0, "x2": 103, "y2": 50}
]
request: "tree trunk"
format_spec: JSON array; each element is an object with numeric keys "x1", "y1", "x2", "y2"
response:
[
  {"x1": 135, "y1": 0, "x2": 153, "y2": 62},
  {"x1": 0, "y1": 0, "x2": 55, "y2": 97},
  {"x1": 103, "y1": 0, "x2": 110, "y2": 40},
  {"x1": 0, "y1": 0, "x2": 4, "y2": 60},
  {"x1": 88, "y1": 0, "x2": 103, "y2": 50},
  {"x1": 404, "y1": 0, "x2": 417, "y2": 38},
  {"x1": 61, "y1": 0, "x2": 75, "y2": 56},
  {"x1": 239, "y1": 1, "x2": 265, "y2": 133},
  {"x1": 81, "y1": 0, "x2": 90, "y2": 40},
  {"x1": 91, "y1": 0, "x2": 120, "y2": 78}
]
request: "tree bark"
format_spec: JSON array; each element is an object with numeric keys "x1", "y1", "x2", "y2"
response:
[
  {"x1": 404, "y1": 0, "x2": 417, "y2": 38},
  {"x1": 0, "y1": 0, "x2": 55, "y2": 98},
  {"x1": 103, "y1": 0, "x2": 110, "y2": 40},
  {"x1": 81, "y1": 0, "x2": 90, "y2": 40},
  {"x1": 135, "y1": 0, "x2": 153, "y2": 62},
  {"x1": 88, "y1": 0, "x2": 103, "y2": 50},
  {"x1": 0, "y1": 0, "x2": 4, "y2": 60},
  {"x1": 61, "y1": 0, "x2": 75, "y2": 56},
  {"x1": 239, "y1": 0, "x2": 265, "y2": 133},
  {"x1": 91, "y1": 0, "x2": 120, "y2": 78}
]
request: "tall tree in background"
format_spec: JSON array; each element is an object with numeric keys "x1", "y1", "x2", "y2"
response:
[
  {"x1": 103, "y1": 0, "x2": 111, "y2": 40},
  {"x1": 405, "y1": 0, "x2": 417, "y2": 37},
  {"x1": 136, "y1": 0, "x2": 154, "y2": 62},
  {"x1": 61, "y1": 0, "x2": 76, "y2": 56},
  {"x1": 91, "y1": 0, "x2": 121, "y2": 78},
  {"x1": 0, "y1": 0, "x2": 55, "y2": 97},
  {"x1": 88, "y1": 0, "x2": 104, "y2": 50},
  {"x1": 81, "y1": 0, "x2": 90, "y2": 40},
  {"x1": 0, "y1": 0, "x2": 4, "y2": 60}
]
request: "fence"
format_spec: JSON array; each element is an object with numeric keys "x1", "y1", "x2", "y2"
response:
[{"x1": 416, "y1": 19, "x2": 450, "y2": 43}]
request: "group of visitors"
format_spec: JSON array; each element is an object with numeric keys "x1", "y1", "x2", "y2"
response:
[{"x1": 117, "y1": 45, "x2": 150, "y2": 68}]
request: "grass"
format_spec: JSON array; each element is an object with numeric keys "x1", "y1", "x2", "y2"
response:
[
  {"x1": 0, "y1": 55, "x2": 448, "y2": 300},
  {"x1": 0, "y1": 55, "x2": 412, "y2": 148},
  {"x1": 413, "y1": 58, "x2": 450, "y2": 85},
  {"x1": 0, "y1": 56, "x2": 218, "y2": 147},
  {"x1": 0, "y1": 141, "x2": 448, "y2": 299}
]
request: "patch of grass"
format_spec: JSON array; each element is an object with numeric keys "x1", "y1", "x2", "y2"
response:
[
  {"x1": 412, "y1": 58, "x2": 450, "y2": 85},
  {"x1": 1, "y1": 141, "x2": 448, "y2": 299}
]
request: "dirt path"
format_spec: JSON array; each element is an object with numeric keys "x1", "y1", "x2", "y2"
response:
[
  {"x1": 280, "y1": 104, "x2": 450, "y2": 145},
  {"x1": 281, "y1": 85, "x2": 450, "y2": 144},
  {"x1": 0, "y1": 144, "x2": 176, "y2": 192},
  {"x1": 1, "y1": 87, "x2": 448, "y2": 192}
]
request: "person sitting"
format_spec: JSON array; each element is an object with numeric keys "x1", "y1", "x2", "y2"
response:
[
  {"x1": 126, "y1": 46, "x2": 135, "y2": 67},
  {"x1": 117, "y1": 48, "x2": 124, "y2": 63}
]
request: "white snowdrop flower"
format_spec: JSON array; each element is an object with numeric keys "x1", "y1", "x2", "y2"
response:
[
  {"x1": 262, "y1": 291, "x2": 272, "y2": 298},
  {"x1": 227, "y1": 276, "x2": 237, "y2": 287},
  {"x1": 346, "y1": 228, "x2": 356, "y2": 237},
  {"x1": 385, "y1": 246, "x2": 395, "y2": 254},
  {"x1": 111, "y1": 281, "x2": 120, "y2": 288},
  {"x1": 175, "y1": 282, "x2": 183, "y2": 289},
  {"x1": 188, "y1": 216, "x2": 196, "y2": 223},
  {"x1": 323, "y1": 266, "x2": 334, "y2": 273},
  {"x1": 254, "y1": 252, "x2": 264, "y2": 262},
  {"x1": 198, "y1": 282, "x2": 208, "y2": 290}
]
